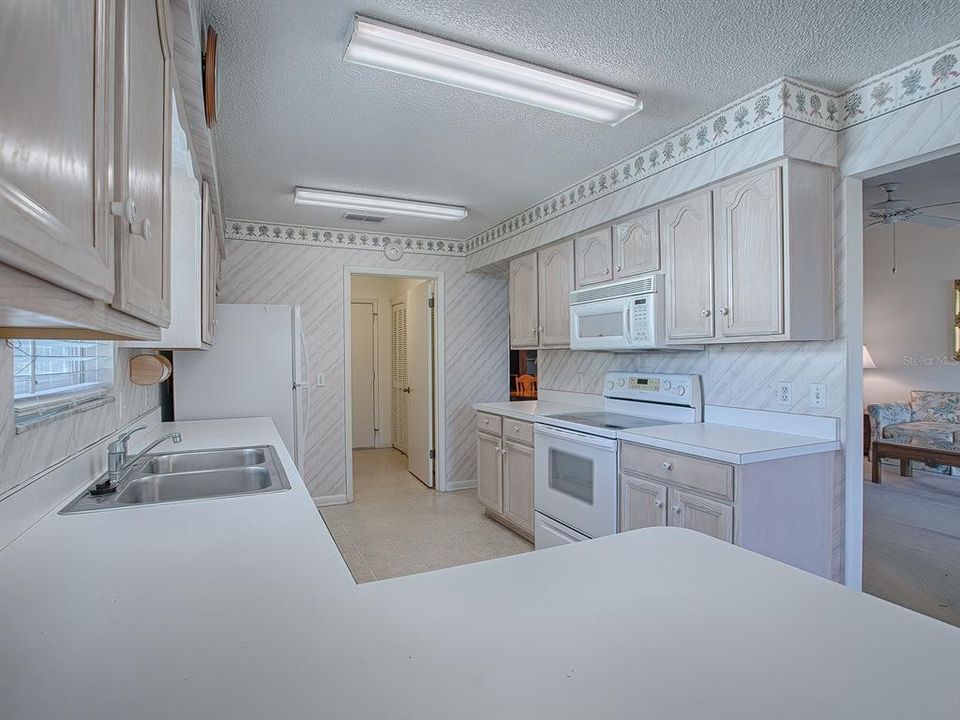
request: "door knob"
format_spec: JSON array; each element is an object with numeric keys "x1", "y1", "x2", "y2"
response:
[
  {"x1": 402, "y1": 387, "x2": 411, "y2": 394},
  {"x1": 701, "y1": 309, "x2": 711, "y2": 317}
]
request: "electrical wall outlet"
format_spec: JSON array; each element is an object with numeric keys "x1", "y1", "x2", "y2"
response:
[
  {"x1": 810, "y1": 383, "x2": 826, "y2": 409},
  {"x1": 776, "y1": 382, "x2": 793, "y2": 406},
  {"x1": 316, "y1": 373, "x2": 325, "y2": 387}
]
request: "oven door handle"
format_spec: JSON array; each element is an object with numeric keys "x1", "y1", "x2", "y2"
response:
[{"x1": 534, "y1": 423, "x2": 619, "y2": 450}]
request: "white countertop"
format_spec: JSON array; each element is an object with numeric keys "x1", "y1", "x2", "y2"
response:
[
  {"x1": 1, "y1": 418, "x2": 957, "y2": 719},
  {"x1": 475, "y1": 401, "x2": 839, "y2": 463},
  {"x1": 619, "y1": 423, "x2": 841, "y2": 463}
]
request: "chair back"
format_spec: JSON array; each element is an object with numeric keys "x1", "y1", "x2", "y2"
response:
[{"x1": 515, "y1": 374, "x2": 537, "y2": 398}]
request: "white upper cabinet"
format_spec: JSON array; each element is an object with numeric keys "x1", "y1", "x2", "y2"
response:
[
  {"x1": 509, "y1": 252, "x2": 539, "y2": 349},
  {"x1": 0, "y1": 0, "x2": 114, "y2": 303},
  {"x1": 574, "y1": 227, "x2": 613, "y2": 287},
  {"x1": 714, "y1": 166, "x2": 783, "y2": 338},
  {"x1": 112, "y1": 0, "x2": 173, "y2": 327},
  {"x1": 663, "y1": 191, "x2": 715, "y2": 342},
  {"x1": 537, "y1": 239, "x2": 575, "y2": 347},
  {"x1": 613, "y1": 209, "x2": 659, "y2": 279}
]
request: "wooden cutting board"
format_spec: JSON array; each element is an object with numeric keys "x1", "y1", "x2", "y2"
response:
[{"x1": 129, "y1": 353, "x2": 171, "y2": 385}]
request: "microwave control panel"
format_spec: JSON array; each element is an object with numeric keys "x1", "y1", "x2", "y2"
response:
[{"x1": 630, "y1": 298, "x2": 651, "y2": 340}]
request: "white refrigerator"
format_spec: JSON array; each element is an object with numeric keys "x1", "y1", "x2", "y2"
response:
[{"x1": 173, "y1": 304, "x2": 309, "y2": 470}]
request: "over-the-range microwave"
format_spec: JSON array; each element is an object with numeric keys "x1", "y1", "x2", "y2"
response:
[{"x1": 569, "y1": 274, "x2": 692, "y2": 352}]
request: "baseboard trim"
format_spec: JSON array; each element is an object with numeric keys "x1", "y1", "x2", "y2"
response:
[
  {"x1": 313, "y1": 493, "x2": 348, "y2": 507},
  {"x1": 484, "y1": 507, "x2": 534, "y2": 543},
  {"x1": 444, "y1": 479, "x2": 477, "y2": 492}
]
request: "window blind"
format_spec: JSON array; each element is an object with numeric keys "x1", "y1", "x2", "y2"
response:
[{"x1": 11, "y1": 339, "x2": 114, "y2": 426}]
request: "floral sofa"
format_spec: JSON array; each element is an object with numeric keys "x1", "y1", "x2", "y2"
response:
[{"x1": 867, "y1": 391, "x2": 960, "y2": 475}]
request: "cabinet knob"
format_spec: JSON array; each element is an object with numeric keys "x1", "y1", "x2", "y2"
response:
[
  {"x1": 615, "y1": 265, "x2": 622, "y2": 273},
  {"x1": 130, "y1": 217, "x2": 152, "y2": 242},
  {"x1": 661, "y1": 461, "x2": 672, "y2": 471},
  {"x1": 110, "y1": 197, "x2": 137, "y2": 223},
  {"x1": 603, "y1": 267, "x2": 610, "y2": 275},
  {"x1": 654, "y1": 499, "x2": 663, "y2": 508},
  {"x1": 483, "y1": 418, "x2": 489, "y2": 425},
  {"x1": 513, "y1": 424, "x2": 519, "y2": 431},
  {"x1": 701, "y1": 309, "x2": 711, "y2": 317},
  {"x1": 719, "y1": 307, "x2": 729, "y2": 316},
  {"x1": 537, "y1": 326, "x2": 543, "y2": 333},
  {"x1": 671, "y1": 505, "x2": 681, "y2": 514}
]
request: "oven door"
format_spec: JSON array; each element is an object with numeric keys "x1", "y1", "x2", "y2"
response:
[{"x1": 534, "y1": 424, "x2": 619, "y2": 539}]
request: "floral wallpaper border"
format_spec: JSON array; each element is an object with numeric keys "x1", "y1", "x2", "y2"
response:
[
  {"x1": 465, "y1": 38, "x2": 960, "y2": 256},
  {"x1": 224, "y1": 219, "x2": 466, "y2": 256}
]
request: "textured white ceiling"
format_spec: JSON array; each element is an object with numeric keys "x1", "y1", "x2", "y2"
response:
[{"x1": 205, "y1": 0, "x2": 960, "y2": 239}]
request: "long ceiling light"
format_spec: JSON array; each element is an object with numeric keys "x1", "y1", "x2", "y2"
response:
[
  {"x1": 343, "y1": 16, "x2": 642, "y2": 126},
  {"x1": 293, "y1": 187, "x2": 468, "y2": 221}
]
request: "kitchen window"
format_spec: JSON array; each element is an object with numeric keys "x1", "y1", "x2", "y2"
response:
[{"x1": 10, "y1": 339, "x2": 115, "y2": 429}]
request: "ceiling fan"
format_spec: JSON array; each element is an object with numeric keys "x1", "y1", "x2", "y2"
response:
[{"x1": 864, "y1": 182, "x2": 960, "y2": 228}]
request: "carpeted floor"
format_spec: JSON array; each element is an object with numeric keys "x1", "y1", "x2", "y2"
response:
[{"x1": 863, "y1": 460, "x2": 960, "y2": 627}]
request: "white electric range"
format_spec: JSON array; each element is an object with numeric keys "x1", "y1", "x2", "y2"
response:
[{"x1": 534, "y1": 372, "x2": 702, "y2": 549}]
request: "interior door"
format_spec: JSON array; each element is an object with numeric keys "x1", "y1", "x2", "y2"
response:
[
  {"x1": 350, "y1": 301, "x2": 377, "y2": 449},
  {"x1": 406, "y1": 281, "x2": 435, "y2": 487},
  {"x1": 391, "y1": 302, "x2": 408, "y2": 455}
]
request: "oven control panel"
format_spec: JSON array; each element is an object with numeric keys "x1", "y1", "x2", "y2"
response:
[{"x1": 604, "y1": 372, "x2": 701, "y2": 407}]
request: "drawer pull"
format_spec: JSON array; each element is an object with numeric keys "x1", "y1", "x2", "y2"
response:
[{"x1": 661, "y1": 461, "x2": 672, "y2": 471}]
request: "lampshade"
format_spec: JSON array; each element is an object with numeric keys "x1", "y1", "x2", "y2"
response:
[{"x1": 862, "y1": 345, "x2": 877, "y2": 369}]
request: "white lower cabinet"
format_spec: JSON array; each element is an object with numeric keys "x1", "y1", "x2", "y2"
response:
[
  {"x1": 476, "y1": 412, "x2": 535, "y2": 540},
  {"x1": 619, "y1": 440, "x2": 837, "y2": 578}
]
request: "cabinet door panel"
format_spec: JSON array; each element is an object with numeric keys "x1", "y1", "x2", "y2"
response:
[
  {"x1": 503, "y1": 440, "x2": 534, "y2": 534},
  {"x1": 476, "y1": 432, "x2": 503, "y2": 513},
  {"x1": 667, "y1": 488, "x2": 733, "y2": 543},
  {"x1": 663, "y1": 192, "x2": 714, "y2": 341},
  {"x1": 113, "y1": 0, "x2": 171, "y2": 325},
  {"x1": 716, "y1": 167, "x2": 783, "y2": 337},
  {"x1": 0, "y1": 0, "x2": 114, "y2": 301},
  {"x1": 614, "y1": 210, "x2": 659, "y2": 278},
  {"x1": 574, "y1": 228, "x2": 613, "y2": 287},
  {"x1": 537, "y1": 239, "x2": 574, "y2": 347},
  {"x1": 619, "y1": 473, "x2": 667, "y2": 532},
  {"x1": 200, "y1": 182, "x2": 216, "y2": 344},
  {"x1": 509, "y1": 253, "x2": 539, "y2": 348}
]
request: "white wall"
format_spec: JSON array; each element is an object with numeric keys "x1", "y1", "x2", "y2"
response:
[{"x1": 863, "y1": 222, "x2": 960, "y2": 405}]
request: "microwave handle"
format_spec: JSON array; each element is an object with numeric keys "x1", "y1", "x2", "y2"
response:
[{"x1": 623, "y1": 302, "x2": 632, "y2": 342}]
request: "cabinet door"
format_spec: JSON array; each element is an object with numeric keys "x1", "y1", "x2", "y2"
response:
[
  {"x1": 537, "y1": 239, "x2": 575, "y2": 347},
  {"x1": 715, "y1": 167, "x2": 784, "y2": 338},
  {"x1": 200, "y1": 183, "x2": 216, "y2": 345},
  {"x1": 509, "y1": 253, "x2": 539, "y2": 349},
  {"x1": 614, "y1": 210, "x2": 659, "y2": 278},
  {"x1": 662, "y1": 191, "x2": 714, "y2": 341},
  {"x1": 0, "y1": 0, "x2": 114, "y2": 302},
  {"x1": 574, "y1": 228, "x2": 613, "y2": 287},
  {"x1": 503, "y1": 440, "x2": 534, "y2": 534},
  {"x1": 476, "y1": 431, "x2": 503, "y2": 513},
  {"x1": 113, "y1": 0, "x2": 172, "y2": 326},
  {"x1": 619, "y1": 473, "x2": 667, "y2": 532},
  {"x1": 667, "y1": 488, "x2": 733, "y2": 543}
]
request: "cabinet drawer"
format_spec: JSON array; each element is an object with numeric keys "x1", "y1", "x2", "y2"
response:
[
  {"x1": 476, "y1": 412, "x2": 502, "y2": 435},
  {"x1": 620, "y1": 443, "x2": 734, "y2": 501},
  {"x1": 502, "y1": 418, "x2": 534, "y2": 445}
]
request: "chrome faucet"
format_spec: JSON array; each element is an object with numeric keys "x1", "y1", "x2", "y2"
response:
[{"x1": 92, "y1": 427, "x2": 182, "y2": 495}]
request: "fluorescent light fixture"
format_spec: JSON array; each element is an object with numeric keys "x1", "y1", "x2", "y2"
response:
[
  {"x1": 294, "y1": 187, "x2": 467, "y2": 221},
  {"x1": 344, "y1": 16, "x2": 642, "y2": 126}
]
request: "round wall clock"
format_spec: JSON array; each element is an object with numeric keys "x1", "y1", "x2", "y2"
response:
[
  {"x1": 202, "y1": 26, "x2": 219, "y2": 128},
  {"x1": 383, "y1": 240, "x2": 404, "y2": 261}
]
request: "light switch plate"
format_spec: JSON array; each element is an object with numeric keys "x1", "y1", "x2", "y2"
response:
[
  {"x1": 777, "y1": 382, "x2": 793, "y2": 406},
  {"x1": 810, "y1": 383, "x2": 826, "y2": 409}
]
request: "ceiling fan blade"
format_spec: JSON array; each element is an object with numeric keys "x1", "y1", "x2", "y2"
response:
[
  {"x1": 908, "y1": 213, "x2": 960, "y2": 228},
  {"x1": 914, "y1": 200, "x2": 960, "y2": 211},
  {"x1": 863, "y1": 220, "x2": 884, "y2": 228}
]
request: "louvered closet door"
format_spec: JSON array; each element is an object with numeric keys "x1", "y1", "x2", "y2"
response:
[{"x1": 391, "y1": 303, "x2": 408, "y2": 455}]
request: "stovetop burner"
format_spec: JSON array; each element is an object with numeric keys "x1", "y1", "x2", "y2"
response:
[{"x1": 544, "y1": 411, "x2": 672, "y2": 431}]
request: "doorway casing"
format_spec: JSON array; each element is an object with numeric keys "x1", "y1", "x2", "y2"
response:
[{"x1": 343, "y1": 267, "x2": 447, "y2": 501}]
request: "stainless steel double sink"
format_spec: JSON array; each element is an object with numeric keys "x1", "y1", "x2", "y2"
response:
[{"x1": 61, "y1": 446, "x2": 291, "y2": 514}]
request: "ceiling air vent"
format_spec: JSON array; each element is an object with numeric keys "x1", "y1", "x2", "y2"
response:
[{"x1": 343, "y1": 212, "x2": 385, "y2": 223}]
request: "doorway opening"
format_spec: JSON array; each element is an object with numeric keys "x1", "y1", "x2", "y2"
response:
[{"x1": 860, "y1": 152, "x2": 960, "y2": 626}]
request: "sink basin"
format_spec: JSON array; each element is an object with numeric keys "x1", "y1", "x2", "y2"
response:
[
  {"x1": 117, "y1": 467, "x2": 274, "y2": 504},
  {"x1": 60, "y1": 445, "x2": 290, "y2": 514},
  {"x1": 141, "y1": 447, "x2": 266, "y2": 475}
]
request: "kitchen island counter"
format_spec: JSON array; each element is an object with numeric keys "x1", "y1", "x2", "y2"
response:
[{"x1": 0, "y1": 418, "x2": 956, "y2": 720}]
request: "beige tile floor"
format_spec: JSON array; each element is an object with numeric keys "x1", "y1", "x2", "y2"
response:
[{"x1": 319, "y1": 448, "x2": 533, "y2": 583}]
